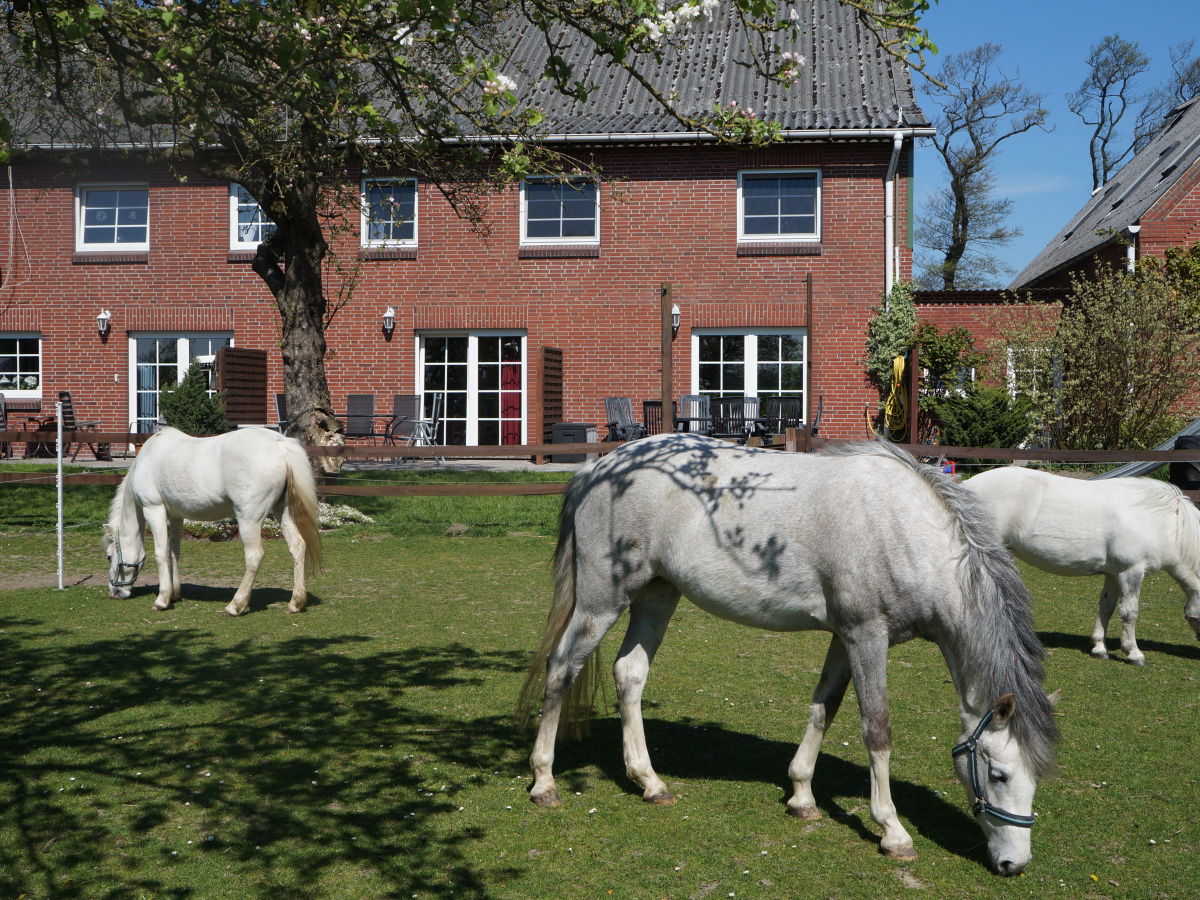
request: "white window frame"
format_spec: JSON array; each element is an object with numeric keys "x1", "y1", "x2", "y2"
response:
[
  {"x1": 414, "y1": 331, "x2": 528, "y2": 445},
  {"x1": 519, "y1": 176, "x2": 599, "y2": 246},
  {"x1": 691, "y1": 327, "x2": 808, "y2": 413},
  {"x1": 229, "y1": 184, "x2": 277, "y2": 251},
  {"x1": 76, "y1": 184, "x2": 150, "y2": 252},
  {"x1": 0, "y1": 332, "x2": 42, "y2": 399},
  {"x1": 361, "y1": 177, "x2": 419, "y2": 247},
  {"x1": 736, "y1": 169, "x2": 821, "y2": 243},
  {"x1": 127, "y1": 332, "x2": 234, "y2": 432},
  {"x1": 1006, "y1": 346, "x2": 1056, "y2": 399}
]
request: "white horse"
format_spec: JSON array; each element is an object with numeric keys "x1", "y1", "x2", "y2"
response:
[
  {"x1": 103, "y1": 427, "x2": 322, "y2": 616},
  {"x1": 517, "y1": 434, "x2": 1059, "y2": 875},
  {"x1": 967, "y1": 466, "x2": 1200, "y2": 665}
]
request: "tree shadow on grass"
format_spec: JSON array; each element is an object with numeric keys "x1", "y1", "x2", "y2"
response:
[
  {"x1": 0, "y1": 617, "x2": 528, "y2": 900},
  {"x1": 548, "y1": 716, "x2": 991, "y2": 871}
]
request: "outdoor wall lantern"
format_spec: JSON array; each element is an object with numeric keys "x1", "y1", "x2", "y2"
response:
[
  {"x1": 670, "y1": 303, "x2": 681, "y2": 337},
  {"x1": 382, "y1": 306, "x2": 395, "y2": 337},
  {"x1": 96, "y1": 309, "x2": 112, "y2": 336}
]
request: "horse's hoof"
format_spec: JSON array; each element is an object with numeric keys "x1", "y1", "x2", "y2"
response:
[
  {"x1": 644, "y1": 790, "x2": 676, "y2": 806},
  {"x1": 286, "y1": 605, "x2": 305, "y2": 614},
  {"x1": 1090, "y1": 648, "x2": 1109, "y2": 660},
  {"x1": 1127, "y1": 656, "x2": 1146, "y2": 666},
  {"x1": 530, "y1": 790, "x2": 561, "y2": 808},
  {"x1": 1186, "y1": 616, "x2": 1200, "y2": 638},
  {"x1": 787, "y1": 804, "x2": 822, "y2": 821},
  {"x1": 882, "y1": 844, "x2": 917, "y2": 862},
  {"x1": 219, "y1": 609, "x2": 237, "y2": 618},
  {"x1": 151, "y1": 603, "x2": 169, "y2": 612}
]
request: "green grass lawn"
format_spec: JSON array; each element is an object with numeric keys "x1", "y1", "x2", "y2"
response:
[{"x1": 2, "y1": 476, "x2": 1199, "y2": 898}]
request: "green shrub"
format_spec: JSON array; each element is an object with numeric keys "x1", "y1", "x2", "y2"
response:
[
  {"x1": 929, "y1": 385, "x2": 1033, "y2": 467},
  {"x1": 158, "y1": 362, "x2": 229, "y2": 435}
]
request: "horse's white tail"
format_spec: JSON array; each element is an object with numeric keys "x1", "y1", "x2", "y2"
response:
[
  {"x1": 516, "y1": 474, "x2": 600, "y2": 736},
  {"x1": 282, "y1": 439, "x2": 323, "y2": 573}
]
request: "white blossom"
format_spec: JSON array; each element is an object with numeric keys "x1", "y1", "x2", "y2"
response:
[{"x1": 483, "y1": 73, "x2": 517, "y2": 96}]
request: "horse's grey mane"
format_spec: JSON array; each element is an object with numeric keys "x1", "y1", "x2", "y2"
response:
[{"x1": 822, "y1": 441, "x2": 1060, "y2": 777}]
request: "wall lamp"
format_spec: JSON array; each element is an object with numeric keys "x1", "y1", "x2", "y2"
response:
[
  {"x1": 670, "y1": 303, "x2": 681, "y2": 338},
  {"x1": 96, "y1": 309, "x2": 112, "y2": 336},
  {"x1": 382, "y1": 306, "x2": 395, "y2": 337}
]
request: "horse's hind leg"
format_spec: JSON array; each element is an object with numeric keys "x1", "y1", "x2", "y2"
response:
[
  {"x1": 529, "y1": 602, "x2": 624, "y2": 807},
  {"x1": 787, "y1": 635, "x2": 851, "y2": 820},
  {"x1": 167, "y1": 516, "x2": 183, "y2": 604},
  {"x1": 1090, "y1": 574, "x2": 1120, "y2": 660},
  {"x1": 1115, "y1": 569, "x2": 1147, "y2": 665},
  {"x1": 613, "y1": 579, "x2": 680, "y2": 805},
  {"x1": 1167, "y1": 564, "x2": 1200, "y2": 641},
  {"x1": 222, "y1": 518, "x2": 265, "y2": 617},
  {"x1": 278, "y1": 500, "x2": 308, "y2": 613}
]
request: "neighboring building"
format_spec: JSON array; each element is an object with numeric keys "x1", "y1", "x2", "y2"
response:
[
  {"x1": 1012, "y1": 96, "x2": 1200, "y2": 290},
  {"x1": 0, "y1": 5, "x2": 931, "y2": 452}
]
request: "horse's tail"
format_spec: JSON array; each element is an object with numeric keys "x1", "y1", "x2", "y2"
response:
[
  {"x1": 515, "y1": 469, "x2": 600, "y2": 737},
  {"x1": 281, "y1": 437, "x2": 323, "y2": 573}
]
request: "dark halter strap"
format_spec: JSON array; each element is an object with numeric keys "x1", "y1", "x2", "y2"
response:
[
  {"x1": 951, "y1": 708, "x2": 1037, "y2": 829},
  {"x1": 109, "y1": 531, "x2": 143, "y2": 588}
]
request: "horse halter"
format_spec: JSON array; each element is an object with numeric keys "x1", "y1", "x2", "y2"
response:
[
  {"x1": 951, "y1": 708, "x2": 1037, "y2": 829},
  {"x1": 109, "y1": 531, "x2": 143, "y2": 588}
]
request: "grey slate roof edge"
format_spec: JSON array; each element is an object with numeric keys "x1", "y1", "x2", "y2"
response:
[{"x1": 1011, "y1": 96, "x2": 1200, "y2": 289}]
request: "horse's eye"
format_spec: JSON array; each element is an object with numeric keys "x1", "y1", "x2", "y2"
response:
[{"x1": 988, "y1": 768, "x2": 1008, "y2": 783}]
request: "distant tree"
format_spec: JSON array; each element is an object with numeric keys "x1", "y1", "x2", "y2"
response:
[
  {"x1": 1134, "y1": 40, "x2": 1200, "y2": 150},
  {"x1": 1068, "y1": 34, "x2": 1150, "y2": 190},
  {"x1": 916, "y1": 43, "x2": 1049, "y2": 289}
]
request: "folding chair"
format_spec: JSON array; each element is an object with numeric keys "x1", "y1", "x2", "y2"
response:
[
  {"x1": 275, "y1": 393, "x2": 289, "y2": 433},
  {"x1": 385, "y1": 394, "x2": 421, "y2": 445},
  {"x1": 604, "y1": 397, "x2": 648, "y2": 441},
  {"x1": 344, "y1": 393, "x2": 388, "y2": 444},
  {"x1": 406, "y1": 393, "x2": 444, "y2": 464}
]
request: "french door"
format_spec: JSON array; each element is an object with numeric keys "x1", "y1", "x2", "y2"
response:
[
  {"x1": 418, "y1": 332, "x2": 526, "y2": 445},
  {"x1": 129, "y1": 333, "x2": 232, "y2": 432}
]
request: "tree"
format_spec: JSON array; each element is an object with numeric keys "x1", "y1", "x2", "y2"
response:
[
  {"x1": 1068, "y1": 34, "x2": 1149, "y2": 191},
  {"x1": 1134, "y1": 40, "x2": 1200, "y2": 151},
  {"x1": 158, "y1": 362, "x2": 229, "y2": 435},
  {"x1": 4, "y1": 0, "x2": 935, "y2": 459},
  {"x1": 1001, "y1": 248, "x2": 1200, "y2": 450},
  {"x1": 915, "y1": 43, "x2": 1049, "y2": 290}
]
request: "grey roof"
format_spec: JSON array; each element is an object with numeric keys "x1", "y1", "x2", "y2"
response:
[
  {"x1": 1011, "y1": 96, "x2": 1200, "y2": 288},
  {"x1": 500, "y1": 1, "x2": 930, "y2": 137}
]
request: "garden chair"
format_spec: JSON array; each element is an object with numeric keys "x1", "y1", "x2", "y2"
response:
[
  {"x1": 0, "y1": 395, "x2": 10, "y2": 458},
  {"x1": 710, "y1": 396, "x2": 768, "y2": 444},
  {"x1": 675, "y1": 394, "x2": 712, "y2": 435},
  {"x1": 275, "y1": 393, "x2": 289, "y2": 433},
  {"x1": 344, "y1": 393, "x2": 388, "y2": 444},
  {"x1": 641, "y1": 399, "x2": 676, "y2": 436},
  {"x1": 385, "y1": 394, "x2": 421, "y2": 445},
  {"x1": 57, "y1": 391, "x2": 108, "y2": 460},
  {"x1": 406, "y1": 393, "x2": 444, "y2": 464},
  {"x1": 604, "y1": 396, "x2": 648, "y2": 441},
  {"x1": 761, "y1": 396, "x2": 805, "y2": 435}
]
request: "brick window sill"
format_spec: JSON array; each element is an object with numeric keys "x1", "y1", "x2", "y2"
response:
[
  {"x1": 359, "y1": 247, "x2": 418, "y2": 261},
  {"x1": 72, "y1": 251, "x2": 149, "y2": 265},
  {"x1": 736, "y1": 242, "x2": 822, "y2": 257},
  {"x1": 519, "y1": 245, "x2": 600, "y2": 259}
]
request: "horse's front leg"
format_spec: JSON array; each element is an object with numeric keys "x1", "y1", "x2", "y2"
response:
[
  {"x1": 1090, "y1": 574, "x2": 1119, "y2": 660},
  {"x1": 1115, "y1": 568, "x2": 1147, "y2": 665},
  {"x1": 787, "y1": 635, "x2": 851, "y2": 820},
  {"x1": 613, "y1": 582, "x2": 679, "y2": 804},
  {"x1": 223, "y1": 518, "x2": 265, "y2": 617},
  {"x1": 145, "y1": 506, "x2": 175, "y2": 612},
  {"x1": 845, "y1": 626, "x2": 916, "y2": 860},
  {"x1": 167, "y1": 516, "x2": 183, "y2": 604}
]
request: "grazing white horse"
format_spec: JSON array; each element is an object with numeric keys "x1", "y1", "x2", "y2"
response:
[
  {"x1": 967, "y1": 466, "x2": 1200, "y2": 665},
  {"x1": 517, "y1": 434, "x2": 1059, "y2": 875},
  {"x1": 103, "y1": 427, "x2": 322, "y2": 616}
]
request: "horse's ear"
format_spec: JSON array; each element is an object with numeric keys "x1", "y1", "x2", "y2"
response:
[
  {"x1": 993, "y1": 693, "x2": 1017, "y2": 724},
  {"x1": 1046, "y1": 689, "x2": 1062, "y2": 709},
  {"x1": 103, "y1": 524, "x2": 114, "y2": 539}
]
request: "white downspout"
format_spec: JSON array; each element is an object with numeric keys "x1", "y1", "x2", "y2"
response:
[
  {"x1": 884, "y1": 131, "x2": 905, "y2": 295},
  {"x1": 1126, "y1": 224, "x2": 1141, "y2": 271}
]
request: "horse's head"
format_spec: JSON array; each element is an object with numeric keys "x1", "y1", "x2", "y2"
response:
[
  {"x1": 953, "y1": 691, "x2": 1059, "y2": 876},
  {"x1": 103, "y1": 523, "x2": 144, "y2": 599}
]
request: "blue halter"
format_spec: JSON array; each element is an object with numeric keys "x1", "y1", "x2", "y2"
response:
[
  {"x1": 109, "y1": 531, "x2": 143, "y2": 589},
  {"x1": 951, "y1": 708, "x2": 1037, "y2": 829}
]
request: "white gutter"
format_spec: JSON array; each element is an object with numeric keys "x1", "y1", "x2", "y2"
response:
[
  {"x1": 1126, "y1": 224, "x2": 1141, "y2": 271},
  {"x1": 883, "y1": 131, "x2": 905, "y2": 295}
]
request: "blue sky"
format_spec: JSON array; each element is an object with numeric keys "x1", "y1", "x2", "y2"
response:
[{"x1": 911, "y1": 0, "x2": 1199, "y2": 283}]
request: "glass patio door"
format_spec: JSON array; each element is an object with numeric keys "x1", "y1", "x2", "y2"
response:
[
  {"x1": 419, "y1": 333, "x2": 525, "y2": 445},
  {"x1": 131, "y1": 333, "x2": 231, "y2": 432}
]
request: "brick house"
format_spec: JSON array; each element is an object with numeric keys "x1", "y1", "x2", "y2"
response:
[{"x1": 0, "y1": 4, "x2": 931, "y2": 451}]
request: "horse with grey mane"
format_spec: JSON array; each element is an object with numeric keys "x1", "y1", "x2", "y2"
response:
[
  {"x1": 967, "y1": 465, "x2": 1200, "y2": 664},
  {"x1": 517, "y1": 433, "x2": 1059, "y2": 875},
  {"x1": 103, "y1": 426, "x2": 322, "y2": 616}
]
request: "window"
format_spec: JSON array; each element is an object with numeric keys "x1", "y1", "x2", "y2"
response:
[
  {"x1": 77, "y1": 185, "x2": 149, "y2": 251},
  {"x1": 1006, "y1": 347, "x2": 1057, "y2": 399},
  {"x1": 419, "y1": 332, "x2": 525, "y2": 445},
  {"x1": 694, "y1": 329, "x2": 807, "y2": 407},
  {"x1": 362, "y1": 178, "x2": 417, "y2": 246},
  {"x1": 521, "y1": 177, "x2": 598, "y2": 244},
  {"x1": 130, "y1": 333, "x2": 231, "y2": 432},
  {"x1": 0, "y1": 334, "x2": 41, "y2": 397},
  {"x1": 737, "y1": 170, "x2": 819, "y2": 242},
  {"x1": 230, "y1": 184, "x2": 277, "y2": 250}
]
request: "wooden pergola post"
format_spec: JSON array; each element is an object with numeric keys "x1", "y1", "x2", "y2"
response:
[{"x1": 661, "y1": 283, "x2": 673, "y2": 426}]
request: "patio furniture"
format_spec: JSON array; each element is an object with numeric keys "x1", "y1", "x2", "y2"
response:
[
  {"x1": 32, "y1": 391, "x2": 108, "y2": 460},
  {"x1": 385, "y1": 394, "x2": 421, "y2": 445},
  {"x1": 344, "y1": 393, "x2": 390, "y2": 443},
  {"x1": 604, "y1": 396, "x2": 648, "y2": 441},
  {"x1": 641, "y1": 399, "x2": 677, "y2": 436},
  {"x1": 0, "y1": 395, "x2": 11, "y2": 458},
  {"x1": 760, "y1": 396, "x2": 805, "y2": 435},
  {"x1": 710, "y1": 396, "x2": 769, "y2": 444},
  {"x1": 674, "y1": 394, "x2": 712, "y2": 435},
  {"x1": 275, "y1": 393, "x2": 289, "y2": 433}
]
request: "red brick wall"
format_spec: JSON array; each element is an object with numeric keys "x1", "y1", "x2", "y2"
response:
[
  {"x1": 1141, "y1": 156, "x2": 1200, "y2": 260},
  {"x1": 0, "y1": 140, "x2": 912, "y2": 445}
]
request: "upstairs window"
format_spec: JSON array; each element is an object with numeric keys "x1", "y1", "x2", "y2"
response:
[
  {"x1": 521, "y1": 177, "x2": 598, "y2": 245},
  {"x1": 0, "y1": 334, "x2": 41, "y2": 396},
  {"x1": 77, "y1": 186, "x2": 149, "y2": 251},
  {"x1": 738, "y1": 170, "x2": 820, "y2": 242},
  {"x1": 362, "y1": 178, "x2": 417, "y2": 246},
  {"x1": 230, "y1": 184, "x2": 277, "y2": 250}
]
